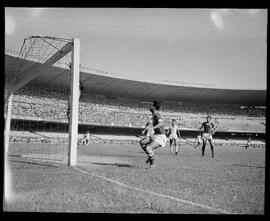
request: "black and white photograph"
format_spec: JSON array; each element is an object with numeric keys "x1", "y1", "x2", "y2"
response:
[{"x1": 3, "y1": 5, "x2": 267, "y2": 214}]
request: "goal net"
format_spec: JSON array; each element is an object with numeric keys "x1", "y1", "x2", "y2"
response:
[{"x1": 5, "y1": 35, "x2": 80, "y2": 167}]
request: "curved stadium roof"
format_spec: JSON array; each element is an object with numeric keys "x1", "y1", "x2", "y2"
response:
[{"x1": 5, "y1": 51, "x2": 266, "y2": 106}]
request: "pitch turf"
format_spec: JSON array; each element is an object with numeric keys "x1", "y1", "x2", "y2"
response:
[{"x1": 4, "y1": 142, "x2": 265, "y2": 214}]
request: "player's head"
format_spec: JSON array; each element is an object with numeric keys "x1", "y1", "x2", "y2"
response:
[
  {"x1": 172, "y1": 119, "x2": 176, "y2": 125},
  {"x1": 206, "y1": 115, "x2": 211, "y2": 122},
  {"x1": 150, "y1": 101, "x2": 160, "y2": 113}
]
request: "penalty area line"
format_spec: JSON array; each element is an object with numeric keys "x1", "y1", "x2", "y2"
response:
[{"x1": 74, "y1": 166, "x2": 234, "y2": 214}]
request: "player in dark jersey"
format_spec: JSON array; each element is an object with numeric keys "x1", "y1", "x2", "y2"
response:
[
  {"x1": 139, "y1": 101, "x2": 167, "y2": 168},
  {"x1": 199, "y1": 115, "x2": 216, "y2": 158}
]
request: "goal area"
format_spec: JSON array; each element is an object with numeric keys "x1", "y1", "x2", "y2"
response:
[{"x1": 5, "y1": 35, "x2": 81, "y2": 166}]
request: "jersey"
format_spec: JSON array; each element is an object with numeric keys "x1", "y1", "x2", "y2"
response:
[
  {"x1": 152, "y1": 112, "x2": 165, "y2": 134},
  {"x1": 169, "y1": 125, "x2": 179, "y2": 138},
  {"x1": 201, "y1": 122, "x2": 215, "y2": 134}
]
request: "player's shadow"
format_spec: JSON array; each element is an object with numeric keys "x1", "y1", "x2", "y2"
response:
[
  {"x1": 90, "y1": 162, "x2": 137, "y2": 168},
  {"x1": 231, "y1": 164, "x2": 265, "y2": 169}
]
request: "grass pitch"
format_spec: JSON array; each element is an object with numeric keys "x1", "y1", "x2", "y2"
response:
[{"x1": 4, "y1": 142, "x2": 265, "y2": 214}]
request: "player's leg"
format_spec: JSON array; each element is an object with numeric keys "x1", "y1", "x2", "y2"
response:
[
  {"x1": 169, "y1": 139, "x2": 173, "y2": 154},
  {"x1": 145, "y1": 140, "x2": 161, "y2": 167},
  {"x1": 140, "y1": 136, "x2": 151, "y2": 151},
  {"x1": 208, "y1": 139, "x2": 214, "y2": 158},
  {"x1": 174, "y1": 138, "x2": 178, "y2": 154},
  {"x1": 202, "y1": 138, "x2": 206, "y2": 156},
  {"x1": 140, "y1": 136, "x2": 152, "y2": 163},
  {"x1": 194, "y1": 139, "x2": 200, "y2": 148},
  {"x1": 195, "y1": 135, "x2": 201, "y2": 148}
]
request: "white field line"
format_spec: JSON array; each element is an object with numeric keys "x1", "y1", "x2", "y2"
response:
[{"x1": 74, "y1": 166, "x2": 236, "y2": 214}]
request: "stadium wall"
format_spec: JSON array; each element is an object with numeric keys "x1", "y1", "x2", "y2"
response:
[{"x1": 10, "y1": 118, "x2": 266, "y2": 141}]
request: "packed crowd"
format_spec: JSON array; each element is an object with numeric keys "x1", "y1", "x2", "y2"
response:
[{"x1": 10, "y1": 86, "x2": 266, "y2": 132}]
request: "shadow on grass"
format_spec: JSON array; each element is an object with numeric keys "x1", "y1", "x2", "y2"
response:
[
  {"x1": 9, "y1": 159, "x2": 60, "y2": 168},
  {"x1": 231, "y1": 164, "x2": 265, "y2": 169},
  {"x1": 90, "y1": 162, "x2": 138, "y2": 168}
]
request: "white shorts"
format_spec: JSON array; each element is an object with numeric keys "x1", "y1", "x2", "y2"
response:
[
  {"x1": 152, "y1": 134, "x2": 167, "y2": 148},
  {"x1": 202, "y1": 133, "x2": 213, "y2": 140}
]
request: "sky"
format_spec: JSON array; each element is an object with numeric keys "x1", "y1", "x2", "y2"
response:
[{"x1": 5, "y1": 8, "x2": 267, "y2": 89}]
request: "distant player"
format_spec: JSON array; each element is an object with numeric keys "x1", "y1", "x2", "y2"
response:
[
  {"x1": 199, "y1": 115, "x2": 216, "y2": 158},
  {"x1": 139, "y1": 101, "x2": 167, "y2": 168},
  {"x1": 67, "y1": 80, "x2": 84, "y2": 123},
  {"x1": 168, "y1": 119, "x2": 181, "y2": 155},
  {"x1": 245, "y1": 137, "x2": 251, "y2": 149},
  {"x1": 82, "y1": 130, "x2": 91, "y2": 146},
  {"x1": 194, "y1": 133, "x2": 202, "y2": 148}
]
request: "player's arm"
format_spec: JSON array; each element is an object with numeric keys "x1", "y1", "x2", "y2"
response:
[
  {"x1": 142, "y1": 129, "x2": 145, "y2": 135},
  {"x1": 143, "y1": 121, "x2": 150, "y2": 133},
  {"x1": 199, "y1": 123, "x2": 204, "y2": 131},
  {"x1": 211, "y1": 123, "x2": 216, "y2": 135},
  {"x1": 152, "y1": 119, "x2": 164, "y2": 130},
  {"x1": 142, "y1": 127, "x2": 147, "y2": 134},
  {"x1": 177, "y1": 128, "x2": 181, "y2": 138}
]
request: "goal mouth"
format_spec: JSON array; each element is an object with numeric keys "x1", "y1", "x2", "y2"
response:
[{"x1": 5, "y1": 35, "x2": 81, "y2": 166}]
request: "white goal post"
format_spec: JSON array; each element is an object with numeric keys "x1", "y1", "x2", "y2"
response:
[
  {"x1": 4, "y1": 36, "x2": 80, "y2": 166},
  {"x1": 68, "y1": 38, "x2": 80, "y2": 166}
]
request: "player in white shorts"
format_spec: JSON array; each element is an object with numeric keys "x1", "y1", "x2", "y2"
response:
[
  {"x1": 82, "y1": 130, "x2": 91, "y2": 146},
  {"x1": 169, "y1": 119, "x2": 181, "y2": 155},
  {"x1": 199, "y1": 115, "x2": 216, "y2": 158},
  {"x1": 139, "y1": 101, "x2": 167, "y2": 168}
]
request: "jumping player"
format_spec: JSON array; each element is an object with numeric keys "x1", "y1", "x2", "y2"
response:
[
  {"x1": 169, "y1": 119, "x2": 181, "y2": 155},
  {"x1": 139, "y1": 101, "x2": 167, "y2": 168},
  {"x1": 199, "y1": 115, "x2": 216, "y2": 158}
]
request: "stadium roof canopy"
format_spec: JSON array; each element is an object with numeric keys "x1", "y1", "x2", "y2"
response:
[{"x1": 5, "y1": 53, "x2": 266, "y2": 106}]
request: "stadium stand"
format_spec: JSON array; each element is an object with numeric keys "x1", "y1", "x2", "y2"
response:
[{"x1": 10, "y1": 86, "x2": 266, "y2": 132}]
